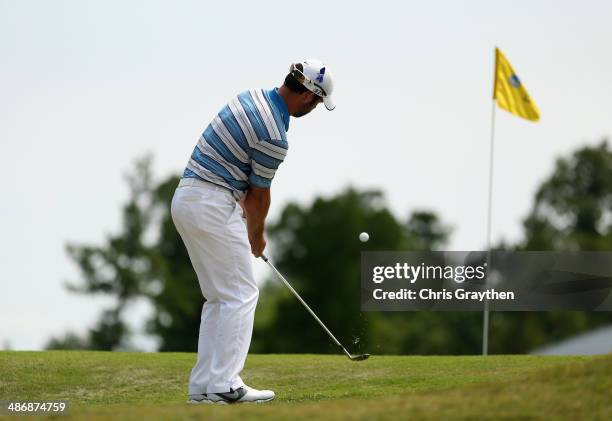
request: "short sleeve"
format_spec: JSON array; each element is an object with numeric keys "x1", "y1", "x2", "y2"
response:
[{"x1": 249, "y1": 139, "x2": 288, "y2": 188}]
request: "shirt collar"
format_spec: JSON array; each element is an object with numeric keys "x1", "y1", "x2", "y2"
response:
[{"x1": 269, "y1": 87, "x2": 290, "y2": 131}]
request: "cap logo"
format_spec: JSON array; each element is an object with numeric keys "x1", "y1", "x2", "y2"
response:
[{"x1": 316, "y1": 67, "x2": 325, "y2": 83}]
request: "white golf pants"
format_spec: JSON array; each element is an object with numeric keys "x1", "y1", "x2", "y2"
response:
[{"x1": 171, "y1": 178, "x2": 258, "y2": 394}]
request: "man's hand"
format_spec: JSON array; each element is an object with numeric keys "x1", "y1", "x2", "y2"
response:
[{"x1": 243, "y1": 185, "x2": 271, "y2": 257}]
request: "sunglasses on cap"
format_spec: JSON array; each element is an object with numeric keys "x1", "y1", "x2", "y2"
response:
[{"x1": 289, "y1": 63, "x2": 329, "y2": 98}]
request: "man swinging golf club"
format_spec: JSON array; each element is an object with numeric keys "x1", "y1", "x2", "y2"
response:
[{"x1": 171, "y1": 59, "x2": 335, "y2": 404}]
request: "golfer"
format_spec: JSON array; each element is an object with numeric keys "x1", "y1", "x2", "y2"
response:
[{"x1": 171, "y1": 59, "x2": 335, "y2": 404}]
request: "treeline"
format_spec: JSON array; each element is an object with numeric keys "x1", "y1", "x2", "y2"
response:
[{"x1": 47, "y1": 141, "x2": 612, "y2": 354}]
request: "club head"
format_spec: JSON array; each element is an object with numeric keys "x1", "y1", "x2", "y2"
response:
[{"x1": 349, "y1": 353, "x2": 370, "y2": 361}]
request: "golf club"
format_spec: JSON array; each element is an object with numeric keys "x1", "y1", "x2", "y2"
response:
[{"x1": 261, "y1": 253, "x2": 370, "y2": 362}]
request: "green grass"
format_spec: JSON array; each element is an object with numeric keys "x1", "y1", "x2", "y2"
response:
[{"x1": 1, "y1": 351, "x2": 610, "y2": 420}]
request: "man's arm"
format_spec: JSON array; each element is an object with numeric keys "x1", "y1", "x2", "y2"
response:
[{"x1": 243, "y1": 185, "x2": 271, "y2": 257}]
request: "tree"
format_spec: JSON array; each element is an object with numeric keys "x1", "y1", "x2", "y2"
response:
[
  {"x1": 522, "y1": 140, "x2": 612, "y2": 251},
  {"x1": 251, "y1": 188, "x2": 458, "y2": 354},
  {"x1": 48, "y1": 156, "x2": 157, "y2": 350},
  {"x1": 488, "y1": 140, "x2": 612, "y2": 354},
  {"x1": 47, "y1": 156, "x2": 202, "y2": 351},
  {"x1": 50, "y1": 140, "x2": 612, "y2": 354}
]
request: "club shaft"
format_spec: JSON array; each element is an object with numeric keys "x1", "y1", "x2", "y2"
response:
[{"x1": 261, "y1": 254, "x2": 351, "y2": 358}]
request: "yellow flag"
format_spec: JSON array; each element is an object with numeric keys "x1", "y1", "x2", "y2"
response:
[{"x1": 493, "y1": 48, "x2": 540, "y2": 122}]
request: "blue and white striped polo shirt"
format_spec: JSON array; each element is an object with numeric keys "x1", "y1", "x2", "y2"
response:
[{"x1": 182, "y1": 88, "x2": 290, "y2": 200}]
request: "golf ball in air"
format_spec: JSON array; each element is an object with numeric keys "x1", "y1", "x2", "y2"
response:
[{"x1": 359, "y1": 232, "x2": 369, "y2": 242}]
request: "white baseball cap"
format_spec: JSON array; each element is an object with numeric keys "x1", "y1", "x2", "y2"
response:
[{"x1": 289, "y1": 58, "x2": 335, "y2": 111}]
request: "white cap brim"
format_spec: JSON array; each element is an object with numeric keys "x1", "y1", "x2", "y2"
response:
[{"x1": 323, "y1": 96, "x2": 335, "y2": 111}]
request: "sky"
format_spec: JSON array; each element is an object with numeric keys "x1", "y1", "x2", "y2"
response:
[{"x1": 1, "y1": 0, "x2": 611, "y2": 351}]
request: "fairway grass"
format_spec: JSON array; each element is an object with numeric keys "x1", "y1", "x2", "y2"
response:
[{"x1": 1, "y1": 351, "x2": 610, "y2": 420}]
